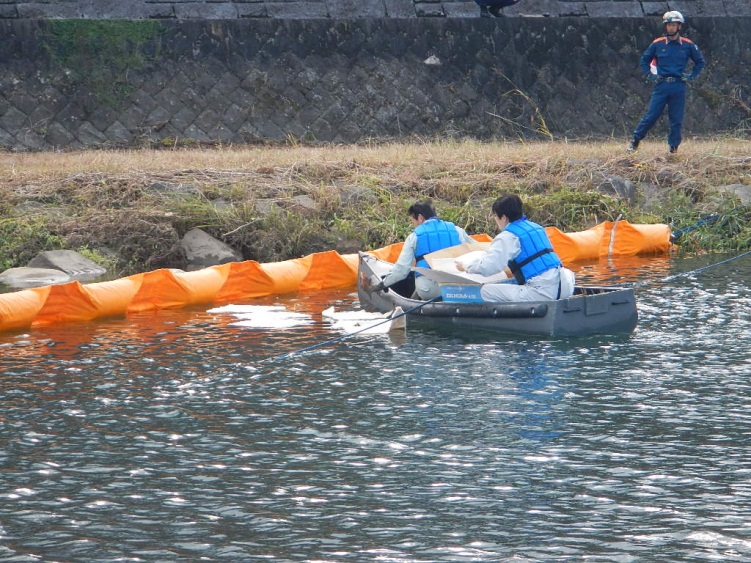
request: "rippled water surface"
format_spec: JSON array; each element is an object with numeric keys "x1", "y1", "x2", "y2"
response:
[{"x1": 2, "y1": 255, "x2": 751, "y2": 562}]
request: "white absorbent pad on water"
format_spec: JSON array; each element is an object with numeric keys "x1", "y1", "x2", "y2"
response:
[
  {"x1": 207, "y1": 304, "x2": 314, "y2": 329},
  {"x1": 321, "y1": 306, "x2": 406, "y2": 334}
]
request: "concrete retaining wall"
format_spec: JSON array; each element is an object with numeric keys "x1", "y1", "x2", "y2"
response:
[{"x1": 1, "y1": 17, "x2": 750, "y2": 150}]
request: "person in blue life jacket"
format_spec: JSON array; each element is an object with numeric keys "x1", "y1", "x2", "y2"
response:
[
  {"x1": 628, "y1": 11, "x2": 705, "y2": 155},
  {"x1": 373, "y1": 201, "x2": 473, "y2": 300},
  {"x1": 475, "y1": 0, "x2": 521, "y2": 18},
  {"x1": 456, "y1": 194, "x2": 575, "y2": 302}
]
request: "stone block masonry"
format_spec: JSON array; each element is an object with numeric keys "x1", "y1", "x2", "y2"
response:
[
  {"x1": 0, "y1": 0, "x2": 747, "y2": 20},
  {"x1": 1, "y1": 17, "x2": 750, "y2": 150}
]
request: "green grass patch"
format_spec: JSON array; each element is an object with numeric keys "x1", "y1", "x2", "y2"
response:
[{"x1": 40, "y1": 20, "x2": 163, "y2": 107}]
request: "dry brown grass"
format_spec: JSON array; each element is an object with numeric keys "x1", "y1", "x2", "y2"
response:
[
  {"x1": 3, "y1": 138, "x2": 750, "y2": 210},
  {"x1": 2, "y1": 137, "x2": 750, "y2": 183}
]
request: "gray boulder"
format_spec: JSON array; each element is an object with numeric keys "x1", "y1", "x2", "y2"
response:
[
  {"x1": 340, "y1": 185, "x2": 378, "y2": 206},
  {"x1": 0, "y1": 267, "x2": 72, "y2": 289},
  {"x1": 27, "y1": 250, "x2": 107, "y2": 281},
  {"x1": 713, "y1": 184, "x2": 751, "y2": 205},
  {"x1": 180, "y1": 228, "x2": 242, "y2": 271},
  {"x1": 597, "y1": 174, "x2": 639, "y2": 205}
]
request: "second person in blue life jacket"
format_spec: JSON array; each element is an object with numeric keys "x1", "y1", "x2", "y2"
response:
[
  {"x1": 628, "y1": 11, "x2": 705, "y2": 155},
  {"x1": 456, "y1": 194, "x2": 575, "y2": 302},
  {"x1": 374, "y1": 201, "x2": 473, "y2": 300}
]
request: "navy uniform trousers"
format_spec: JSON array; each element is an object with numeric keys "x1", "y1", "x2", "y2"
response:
[{"x1": 633, "y1": 80, "x2": 687, "y2": 149}]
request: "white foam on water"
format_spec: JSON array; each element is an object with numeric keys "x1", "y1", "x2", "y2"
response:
[
  {"x1": 207, "y1": 304, "x2": 314, "y2": 329},
  {"x1": 322, "y1": 306, "x2": 405, "y2": 335}
]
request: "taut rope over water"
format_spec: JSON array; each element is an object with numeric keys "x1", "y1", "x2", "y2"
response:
[
  {"x1": 261, "y1": 296, "x2": 440, "y2": 363},
  {"x1": 632, "y1": 249, "x2": 751, "y2": 288}
]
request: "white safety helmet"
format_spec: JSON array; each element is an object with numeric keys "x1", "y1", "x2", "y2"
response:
[
  {"x1": 662, "y1": 11, "x2": 684, "y2": 36},
  {"x1": 663, "y1": 11, "x2": 684, "y2": 25}
]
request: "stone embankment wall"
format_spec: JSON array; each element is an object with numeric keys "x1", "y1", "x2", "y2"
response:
[
  {"x1": 1, "y1": 13, "x2": 750, "y2": 150},
  {"x1": 2, "y1": 0, "x2": 750, "y2": 20}
]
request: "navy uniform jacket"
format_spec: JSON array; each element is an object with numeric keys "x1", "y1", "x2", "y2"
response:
[{"x1": 640, "y1": 36, "x2": 705, "y2": 80}]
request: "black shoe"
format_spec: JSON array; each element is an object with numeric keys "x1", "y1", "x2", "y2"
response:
[
  {"x1": 488, "y1": 5, "x2": 504, "y2": 16},
  {"x1": 627, "y1": 139, "x2": 639, "y2": 153},
  {"x1": 669, "y1": 146, "x2": 678, "y2": 154}
]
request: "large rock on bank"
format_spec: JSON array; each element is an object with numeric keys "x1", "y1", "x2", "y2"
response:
[
  {"x1": 28, "y1": 250, "x2": 107, "y2": 280},
  {"x1": 0, "y1": 250, "x2": 107, "y2": 289},
  {"x1": 180, "y1": 228, "x2": 243, "y2": 271},
  {"x1": 0, "y1": 267, "x2": 72, "y2": 289}
]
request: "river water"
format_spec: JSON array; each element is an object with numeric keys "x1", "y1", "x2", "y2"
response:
[{"x1": 1, "y1": 254, "x2": 750, "y2": 562}]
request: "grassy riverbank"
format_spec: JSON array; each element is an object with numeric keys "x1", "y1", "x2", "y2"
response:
[{"x1": 2, "y1": 138, "x2": 750, "y2": 276}]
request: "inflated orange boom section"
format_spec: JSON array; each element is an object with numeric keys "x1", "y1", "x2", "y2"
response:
[{"x1": 0, "y1": 221, "x2": 671, "y2": 333}]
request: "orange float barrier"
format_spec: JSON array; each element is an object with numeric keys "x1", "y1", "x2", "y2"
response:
[
  {"x1": 84, "y1": 278, "x2": 143, "y2": 318},
  {"x1": 546, "y1": 220, "x2": 673, "y2": 262},
  {"x1": 32, "y1": 282, "x2": 105, "y2": 326},
  {"x1": 606, "y1": 221, "x2": 672, "y2": 256},
  {"x1": 546, "y1": 224, "x2": 607, "y2": 264},
  {"x1": 0, "y1": 222, "x2": 671, "y2": 334},
  {"x1": 214, "y1": 261, "x2": 276, "y2": 301},
  {"x1": 0, "y1": 287, "x2": 50, "y2": 331},
  {"x1": 298, "y1": 251, "x2": 358, "y2": 291}
]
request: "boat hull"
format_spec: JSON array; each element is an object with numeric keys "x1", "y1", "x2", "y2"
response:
[{"x1": 357, "y1": 253, "x2": 638, "y2": 338}]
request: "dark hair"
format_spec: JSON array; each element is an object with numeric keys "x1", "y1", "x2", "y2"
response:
[
  {"x1": 491, "y1": 194, "x2": 523, "y2": 222},
  {"x1": 408, "y1": 201, "x2": 437, "y2": 221}
]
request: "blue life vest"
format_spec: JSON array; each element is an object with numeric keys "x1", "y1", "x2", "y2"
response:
[
  {"x1": 414, "y1": 218, "x2": 461, "y2": 270},
  {"x1": 504, "y1": 219, "x2": 562, "y2": 284}
]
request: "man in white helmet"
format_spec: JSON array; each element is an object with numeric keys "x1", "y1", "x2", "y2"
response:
[{"x1": 627, "y1": 11, "x2": 705, "y2": 155}]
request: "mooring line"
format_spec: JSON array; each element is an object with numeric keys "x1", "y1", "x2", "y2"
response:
[
  {"x1": 261, "y1": 296, "x2": 440, "y2": 363},
  {"x1": 670, "y1": 204, "x2": 751, "y2": 243},
  {"x1": 631, "y1": 248, "x2": 751, "y2": 289}
]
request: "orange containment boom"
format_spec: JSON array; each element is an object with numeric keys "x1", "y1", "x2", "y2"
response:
[
  {"x1": 0, "y1": 222, "x2": 671, "y2": 333},
  {"x1": 545, "y1": 220, "x2": 672, "y2": 263}
]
